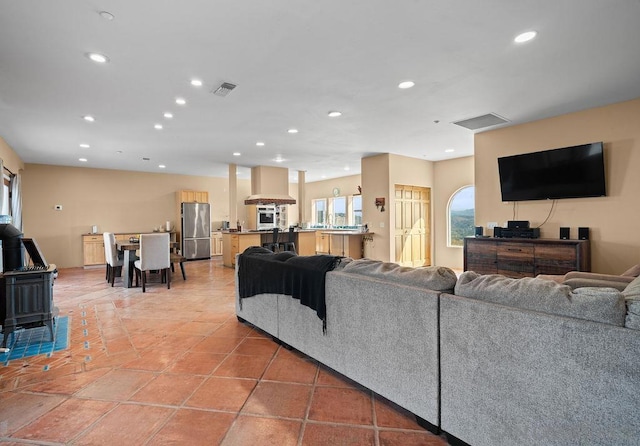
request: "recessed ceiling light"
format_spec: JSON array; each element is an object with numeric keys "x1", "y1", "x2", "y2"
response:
[
  {"x1": 175, "y1": 97, "x2": 186, "y2": 105},
  {"x1": 190, "y1": 79, "x2": 203, "y2": 87},
  {"x1": 158, "y1": 164, "x2": 166, "y2": 169},
  {"x1": 233, "y1": 152, "x2": 241, "y2": 156},
  {"x1": 287, "y1": 128, "x2": 298, "y2": 134},
  {"x1": 154, "y1": 124, "x2": 163, "y2": 130},
  {"x1": 398, "y1": 81, "x2": 415, "y2": 89},
  {"x1": 328, "y1": 111, "x2": 342, "y2": 118},
  {"x1": 321, "y1": 175, "x2": 327, "y2": 179},
  {"x1": 163, "y1": 112, "x2": 173, "y2": 119},
  {"x1": 86, "y1": 52, "x2": 109, "y2": 63},
  {"x1": 79, "y1": 143, "x2": 90, "y2": 148},
  {"x1": 99, "y1": 11, "x2": 115, "y2": 20},
  {"x1": 445, "y1": 149, "x2": 455, "y2": 153},
  {"x1": 256, "y1": 141, "x2": 265, "y2": 146},
  {"x1": 83, "y1": 115, "x2": 95, "y2": 122},
  {"x1": 79, "y1": 158, "x2": 88, "y2": 162},
  {"x1": 514, "y1": 31, "x2": 537, "y2": 43},
  {"x1": 344, "y1": 166, "x2": 351, "y2": 171}
]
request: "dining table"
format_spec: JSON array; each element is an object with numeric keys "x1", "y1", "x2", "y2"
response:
[{"x1": 116, "y1": 240, "x2": 180, "y2": 288}]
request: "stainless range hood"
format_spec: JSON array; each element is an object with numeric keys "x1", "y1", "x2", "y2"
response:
[{"x1": 244, "y1": 166, "x2": 296, "y2": 205}]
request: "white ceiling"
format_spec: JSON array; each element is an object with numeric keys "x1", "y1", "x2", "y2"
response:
[{"x1": 1, "y1": 1, "x2": 639, "y2": 183}]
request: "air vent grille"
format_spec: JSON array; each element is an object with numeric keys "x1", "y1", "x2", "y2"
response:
[
  {"x1": 212, "y1": 82, "x2": 237, "y2": 97},
  {"x1": 453, "y1": 113, "x2": 509, "y2": 130}
]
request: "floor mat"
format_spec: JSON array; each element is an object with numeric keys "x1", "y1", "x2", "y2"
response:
[{"x1": 1, "y1": 316, "x2": 69, "y2": 364}]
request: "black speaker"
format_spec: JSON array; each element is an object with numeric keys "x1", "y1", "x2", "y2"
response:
[
  {"x1": 560, "y1": 227, "x2": 570, "y2": 240},
  {"x1": 493, "y1": 227, "x2": 503, "y2": 238},
  {"x1": 475, "y1": 226, "x2": 484, "y2": 237},
  {"x1": 578, "y1": 227, "x2": 590, "y2": 240}
]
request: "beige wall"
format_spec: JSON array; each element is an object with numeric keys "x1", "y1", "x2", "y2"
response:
[
  {"x1": 0, "y1": 136, "x2": 24, "y2": 174},
  {"x1": 301, "y1": 174, "x2": 361, "y2": 225},
  {"x1": 433, "y1": 156, "x2": 475, "y2": 270},
  {"x1": 475, "y1": 97, "x2": 640, "y2": 274},
  {"x1": 22, "y1": 164, "x2": 251, "y2": 268}
]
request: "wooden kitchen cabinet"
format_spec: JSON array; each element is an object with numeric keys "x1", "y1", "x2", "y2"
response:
[
  {"x1": 177, "y1": 190, "x2": 209, "y2": 203},
  {"x1": 463, "y1": 237, "x2": 590, "y2": 278},
  {"x1": 211, "y1": 231, "x2": 223, "y2": 256},
  {"x1": 296, "y1": 231, "x2": 316, "y2": 256},
  {"x1": 82, "y1": 235, "x2": 105, "y2": 267},
  {"x1": 315, "y1": 231, "x2": 329, "y2": 254},
  {"x1": 222, "y1": 233, "x2": 261, "y2": 267}
]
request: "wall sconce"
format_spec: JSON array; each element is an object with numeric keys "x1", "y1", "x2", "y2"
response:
[{"x1": 375, "y1": 197, "x2": 385, "y2": 212}]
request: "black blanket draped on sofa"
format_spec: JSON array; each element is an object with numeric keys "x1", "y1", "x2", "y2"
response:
[{"x1": 238, "y1": 246, "x2": 342, "y2": 328}]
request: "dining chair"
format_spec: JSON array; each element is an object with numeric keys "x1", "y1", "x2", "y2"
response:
[
  {"x1": 134, "y1": 233, "x2": 171, "y2": 292},
  {"x1": 262, "y1": 227, "x2": 279, "y2": 252},
  {"x1": 170, "y1": 252, "x2": 187, "y2": 280},
  {"x1": 103, "y1": 232, "x2": 124, "y2": 287},
  {"x1": 279, "y1": 227, "x2": 296, "y2": 253}
]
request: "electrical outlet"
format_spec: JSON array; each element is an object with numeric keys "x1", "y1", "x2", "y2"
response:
[
  {"x1": 487, "y1": 222, "x2": 498, "y2": 229},
  {"x1": 379, "y1": 222, "x2": 385, "y2": 228}
]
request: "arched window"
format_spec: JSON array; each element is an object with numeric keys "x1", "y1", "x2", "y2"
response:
[{"x1": 448, "y1": 186, "x2": 475, "y2": 247}]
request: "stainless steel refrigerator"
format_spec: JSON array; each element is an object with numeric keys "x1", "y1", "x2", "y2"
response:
[{"x1": 181, "y1": 202, "x2": 211, "y2": 260}]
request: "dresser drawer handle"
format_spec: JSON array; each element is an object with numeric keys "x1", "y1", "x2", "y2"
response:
[{"x1": 507, "y1": 248, "x2": 521, "y2": 252}]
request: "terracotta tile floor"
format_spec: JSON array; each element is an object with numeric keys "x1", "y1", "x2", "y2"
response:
[{"x1": 0, "y1": 258, "x2": 449, "y2": 445}]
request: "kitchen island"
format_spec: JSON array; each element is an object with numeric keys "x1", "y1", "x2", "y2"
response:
[
  {"x1": 222, "y1": 229, "x2": 316, "y2": 267},
  {"x1": 316, "y1": 230, "x2": 371, "y2": 259}
]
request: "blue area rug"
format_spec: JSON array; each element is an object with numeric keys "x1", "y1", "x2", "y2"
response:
[{"x1": 1, "y1": 316, "x2": 69, "y2": 364}]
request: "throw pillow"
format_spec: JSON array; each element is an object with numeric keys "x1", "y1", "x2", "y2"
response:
[
  {"x1": 455, "y1": 271, "x2": 626, "y2": 326},
  {"x1": 342, "y1": 259, "x2": 457, "y2": 292}
]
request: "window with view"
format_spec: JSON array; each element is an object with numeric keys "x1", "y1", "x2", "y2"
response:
[
  {"x1": 312, "y1": 199, "x2": 327, "y2": 226},
  {"x1": 448, "y1": 186, "x2": 475, "y2": 247},
  {"x1": 330, "y1": 196, "x2": 346, "y2": 226},
  {"x1": 351, "y1": 195, "x2": 362, "y2": 226}
]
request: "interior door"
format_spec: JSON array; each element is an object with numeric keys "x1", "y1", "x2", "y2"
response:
[{"x1": 394, "y1": 185, "x2": 431, "y2": 267}]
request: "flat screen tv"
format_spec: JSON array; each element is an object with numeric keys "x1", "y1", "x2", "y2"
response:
[{"x1": 497, "y1": 142, "x2": 606, "y2": 202}]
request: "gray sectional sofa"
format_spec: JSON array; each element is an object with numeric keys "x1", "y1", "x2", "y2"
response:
[{"x1": 236, "y1": 255, "x2": 640, "y2": 446}]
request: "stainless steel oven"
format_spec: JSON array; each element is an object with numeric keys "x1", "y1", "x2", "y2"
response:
[{"x1": 256, "y1": 205, "x2": 277, "y2": 230}]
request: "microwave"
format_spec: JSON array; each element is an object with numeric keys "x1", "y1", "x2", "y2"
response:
[{"x1": 256, "y1": 205, "x2": 276, "y2": 230}]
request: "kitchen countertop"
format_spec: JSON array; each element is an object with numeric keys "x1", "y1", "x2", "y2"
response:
[
  {"x1": 221, "y1": 229, "x2": 316, "y2": 234},
  {"x1": 321, "y1": 231, "x2": 371, "y2": 235}
]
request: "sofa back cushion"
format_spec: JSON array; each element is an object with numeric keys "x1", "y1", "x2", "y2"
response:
[
  {"x1": 455, "y1": 271, "x2": 626, "y2": 326},
  {"x1": 622, "y1": 275, "x2": 640, "y2": 330},
  {"x1": 341, "y1": 259, "x2": 457, "y2": 292},
  {"x1": 621, "y1": 263, "x2": 640, "y2": 277}
]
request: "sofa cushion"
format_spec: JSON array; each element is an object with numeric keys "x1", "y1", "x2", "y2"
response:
[
  {"x1": 455, "y1": 271, "x2": 626, "y2": 326},
  {"x1": 622, "y1": 275, "x2": 640, "y2": 330},
  {"x1": 621, "y1": 263, "x2": 640, "y2": 277},
  {"x1": 341, "y1": 259, "x2": 457, "y2": 292}
]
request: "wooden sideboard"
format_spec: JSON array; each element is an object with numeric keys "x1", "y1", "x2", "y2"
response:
[{"x1": 463, "y1": 237, "x2": 590, "y2": 278}]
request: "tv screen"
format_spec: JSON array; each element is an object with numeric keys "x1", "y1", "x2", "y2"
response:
[{"x1": 497, "y1": 142, "x2": 606, "y2": 201}]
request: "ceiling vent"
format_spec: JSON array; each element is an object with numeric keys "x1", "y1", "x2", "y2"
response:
[
  {"x1": 453, "y1": 113, "x2": 509, "y2": 130},
  {"x1": 212, "y1": 82, "x2": 237, "y2": 97}
]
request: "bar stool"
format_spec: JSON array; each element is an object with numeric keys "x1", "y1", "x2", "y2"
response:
[
  {"x1": 262, "y1": 227, "x2": 280, "y2": 252},
  {"x1": 279, "y1": 227, "x2": 296, "y2": 253}
]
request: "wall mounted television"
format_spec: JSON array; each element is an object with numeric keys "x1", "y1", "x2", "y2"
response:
[{"x1": 497, "y1": 142, "x2": 606, "y2": 202}]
